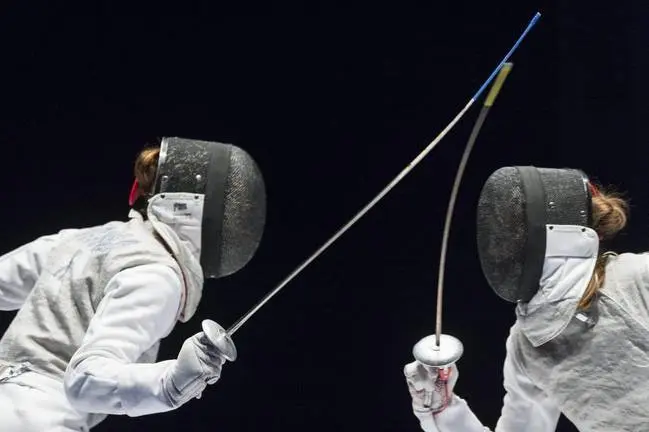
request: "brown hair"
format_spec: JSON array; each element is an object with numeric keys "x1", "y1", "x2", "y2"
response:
[
  {"x1": 133, "y1": 146, "x2": 160, "y2": 202},
  {"x1": 578, "y1": 185, "x2": 630, "y2": 309}
]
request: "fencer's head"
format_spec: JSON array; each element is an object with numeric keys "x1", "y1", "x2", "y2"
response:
[
  {"x1": 129, "y1": 138, "x2": 267, "y2": 279},
  {"x1": 477, "y1": 166, "x2": 629, "y2": 304}
]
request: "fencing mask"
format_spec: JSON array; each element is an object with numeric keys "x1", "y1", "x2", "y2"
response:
[
  {"x1": 135, "y1": 137, "x2": 266, "y2": 279},
  {"x1": 476, "y1": 166, "x2": 594, "y2": 303}
]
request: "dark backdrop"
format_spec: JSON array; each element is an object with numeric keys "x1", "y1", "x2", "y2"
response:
[{"x1": 0, "y1": 2, "x2": 645, "y2": 431}]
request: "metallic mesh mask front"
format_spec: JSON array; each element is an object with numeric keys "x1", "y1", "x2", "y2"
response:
[
  {"x1": 476, "y1": 166, "x2": 592, "y2": 303},
  {"x1": 153, "y1": 137, "x2": 266, "y2": 279}
]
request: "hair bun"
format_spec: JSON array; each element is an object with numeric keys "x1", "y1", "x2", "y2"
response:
[
  {"x1": 591, "y1": 191, "x2": 629, "y2": 240},
  {"x1": 133, "y1": 147, "x2": 161, "y2": 199}
]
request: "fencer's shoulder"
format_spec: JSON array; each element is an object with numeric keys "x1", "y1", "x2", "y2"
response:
[
  {"x1": 598, "y1": 252, "x2": 649, "y2": 329},
  {"x1": 504, "y1": 322, "x2": 535, "y2": 368},
  {"x1": 605, "y1": 252, "x2": 649, "y2": 276},
  {"x1": 111, "y1": 221, "x2": 174, "y2": 257},
  {"x1": 76, "y1": 220, "x2": 178, "y2": 270},
  {"x1": 610, "y1": 251, "x2": 645, "y2": 261}
]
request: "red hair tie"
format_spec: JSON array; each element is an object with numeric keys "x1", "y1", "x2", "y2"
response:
[
  {"x1": 128, "y1": 179, "x2": 140, "y2": 207},
  {"x1": 588, "y1": 182, "x2": 600, "y2": 197}
]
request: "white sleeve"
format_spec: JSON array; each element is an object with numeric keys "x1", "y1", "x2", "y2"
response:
[
  {"x1": 434, "y1": 334, "x2": 561, "y2": 432},
  {"x1": 63, "y1": 263, "x2": 183, "y2": 417},
  {"x1": 493, "y1": 334, "x2": 561, "y2": 431},
  {"x1": 0, "y1": 233, "x2": 65, "y2": 311}
]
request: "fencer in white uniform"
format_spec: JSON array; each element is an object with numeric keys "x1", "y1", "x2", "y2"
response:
[
  {"x1": 404, "y1": 167, "x2": 649, "y2": 431},
  {"x1": 0, "y1": 137, "x2": 266, "y2": 431}
]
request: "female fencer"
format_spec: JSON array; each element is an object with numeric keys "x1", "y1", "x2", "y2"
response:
[
  {"x1": 0, "y1": 137, "x2": 266, "y2": 431},
  {"x1": 404, "y1": 166, "x2": 647, "y2": 431}
]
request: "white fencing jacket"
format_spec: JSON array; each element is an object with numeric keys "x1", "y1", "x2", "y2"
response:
[
  {"x1": 420, "y1": 225, "x2": 649, "y2": 431},
  {"x1": 0, "y1": 210, "x2": 204, "y2": 428}
]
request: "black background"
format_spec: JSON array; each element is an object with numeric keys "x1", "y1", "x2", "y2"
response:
[{"x1": 1, "y1": 1, "x2": 647, "y2": 431}]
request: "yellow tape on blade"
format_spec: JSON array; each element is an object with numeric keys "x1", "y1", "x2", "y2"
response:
[{"x1": 484, "y1": 62, "x2": 514, "y2": 107}]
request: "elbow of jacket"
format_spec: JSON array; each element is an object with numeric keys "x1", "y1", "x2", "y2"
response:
[
  {"x1": 63, "y1": 358, "x2": 108, "y2": 413},
  {"x1": 63, "y1": 363, "x2": 88, "y2": 411},
  {"x1": 63, "y1": 355, "x2": 131, "y2": 416}
]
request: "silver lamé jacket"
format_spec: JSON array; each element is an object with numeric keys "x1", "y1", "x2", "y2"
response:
[{"x1": 0, "y1": 209, "x2": 204, "y2": 430}]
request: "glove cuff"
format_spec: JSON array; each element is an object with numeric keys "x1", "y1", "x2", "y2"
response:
[{"x1": 163, "y1": 366, "x2": 208, "y2": 408}]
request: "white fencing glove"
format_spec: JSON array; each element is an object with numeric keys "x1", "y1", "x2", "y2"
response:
[
  {"x1": 162, "y1": 330, "x2": 228, "y2": 408},
  {"x1": 404, "y1": 361, "x2": 459, "y2": 420}
]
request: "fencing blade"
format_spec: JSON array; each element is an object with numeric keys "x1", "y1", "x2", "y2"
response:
[
  {"x1": 414, "y1": 63, "x2": 516, "y2": 368},
  {"x1": 435, "y1": 63, "x2": 514, "y2": 348},
  {"x1": 220, "y1": 12, "x2": 542, "y2": 344}
]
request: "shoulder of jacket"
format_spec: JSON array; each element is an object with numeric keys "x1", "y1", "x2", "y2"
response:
[
  {"x1": 93, "y1": 221, "x2": 180, "y2": 273},
  {"x1": 604, "y1": 252, "x2": 649, "y2": 277}
]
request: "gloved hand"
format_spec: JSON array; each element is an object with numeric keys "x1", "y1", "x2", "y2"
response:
[
  {"x1": 162, "y1": 331, "x2": 229, "y2": 408},
  {"x1": 404, "y1": 361, "x2": 459, "y2": 419}
]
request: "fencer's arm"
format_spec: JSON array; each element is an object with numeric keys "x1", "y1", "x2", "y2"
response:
[
  {"x1": 493, "y1": 334, "x2": 561, "y2": 431},
  {"x1": 434, "y1": 335, "x2": 561, "y2": 432},
  {"x1": 0, "y1": 233, "x2": 66, "y2": 310},
  {"x1": 64, "y1": 264, "x2": 182, "y2": 417}
]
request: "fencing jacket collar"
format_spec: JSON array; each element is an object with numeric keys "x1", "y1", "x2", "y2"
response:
[{"x1": 128, "y1": 209, "x2": 203, "y2": 322}]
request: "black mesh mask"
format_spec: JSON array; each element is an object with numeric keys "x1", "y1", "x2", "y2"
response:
[
  {"x1": 476, "y1": 166, "x2": 592, "y2": 303},
  {"x1": 150, "y1": 137, "x2": 266, "y2": 279}
]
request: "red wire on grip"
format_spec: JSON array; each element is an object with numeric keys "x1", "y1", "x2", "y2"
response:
[{"x1": 432, "y1": 367, "x2": 454, "y2": 416}]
